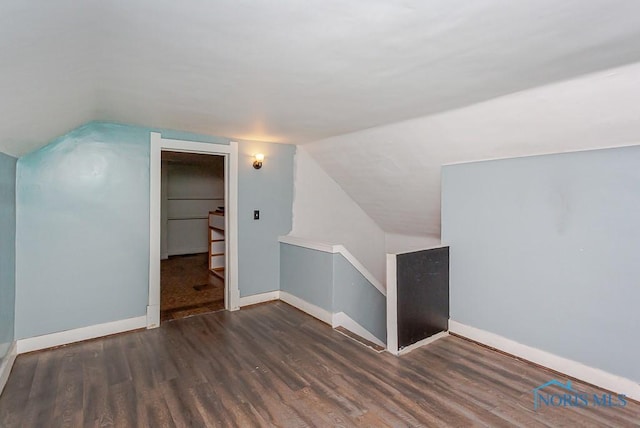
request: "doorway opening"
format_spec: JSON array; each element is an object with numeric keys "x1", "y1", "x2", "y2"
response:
[
  {"x1": 148, "y1": 133, "x2": 239, "y2": 329},
  {"x1": 160, "y1": 152, "x2": 225, "y2": 321}
]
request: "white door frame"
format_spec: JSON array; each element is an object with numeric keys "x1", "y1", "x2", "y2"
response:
[
  {"x1": 148, "y1": 132, "x2": 240, "y2": 328},
  {"x1": 386, "y1": 253, "x2": 399, "y2": 355}
]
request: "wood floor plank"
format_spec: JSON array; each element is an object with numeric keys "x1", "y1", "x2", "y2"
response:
[
  {"x1": 0, "y1": 352, "x2": 38, "y2": 427},
  {"x1": 20, "y1": 350, "x2": 65, "y2": 427},
  {"x1": 160, "y1": 380, "x2": 198, "y2": 426},
  {"x1": 51, "y1": 349, "x2": 85, "y2": 427},
  {"x1": 1, "y1": 301, "x2": 639, "y2": 427}
]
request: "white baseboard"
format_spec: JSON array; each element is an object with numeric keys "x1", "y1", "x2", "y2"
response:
[
  {"x1": 392, "y1": 331, "x2": 448, "y2": 356},
  {"x1": 279, "y1": 291, "x2": 333, "y2": 325},
  {"x1": 239, "y1": 291, "x2": 280, "y2": 307},
  {"x1": 277, "y1": 292, "x2": 385, "y2": 349},
  {"x1": 17, "y1": 315, "x2": 147, "y2": 354},
  {"x1": 449, "y1": 320, "x2": 640, "y2": 402},
  {"x1": 332, "y1": 312, "x2": 385, "y2": 348},
  {"x1": 147, "y1": 304, "x2": 160, "y2": 329},
  {"x1": 0, "y1": 341, "x2": 17, "y2": 396}
]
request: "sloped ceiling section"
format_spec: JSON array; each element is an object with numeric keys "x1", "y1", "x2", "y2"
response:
[
  {"x1": 303, "y1": 62, "x2": 640, "y2": 236},
  {"x1": 3, "y1": 1, "x2": 640, "y2": 157},
  {"x1": 0, "y1": 1, "x2": 99, "y2": 156}
]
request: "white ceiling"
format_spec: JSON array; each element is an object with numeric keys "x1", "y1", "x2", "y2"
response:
[
  {"x1": 0, "y1": 1, "x2": 98, "y2": 157},
  {"x1": 2, "y1": 0, "x2": 640, "y2": 157},
  {"x1": 3, "y1": 1, "x2": 640, "y2": 237},
  {"x1": 304, "y1": 61, "x2": 640, "y2": 236}
]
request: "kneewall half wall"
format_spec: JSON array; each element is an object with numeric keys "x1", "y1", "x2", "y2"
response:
[{"x1": 279, "y1": 239, "x2": 386, "y2": 346}]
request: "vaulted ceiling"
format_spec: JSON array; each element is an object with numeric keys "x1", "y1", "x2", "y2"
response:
[
  {"x1": 3, "y1": 0, "x2": 640, "y2": 157},
  {"x1": 3, "y1": 1, "x2": 640, "y2": 236}
]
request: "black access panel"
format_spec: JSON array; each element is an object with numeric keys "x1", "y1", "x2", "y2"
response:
[{"x1": 396, "y1": 246, "x2": 449, "y2": 349}]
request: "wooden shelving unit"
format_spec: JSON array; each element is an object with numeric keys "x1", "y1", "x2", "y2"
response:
[{"x1": 208, "y1": 211, "x2": 225, "y2": 280}]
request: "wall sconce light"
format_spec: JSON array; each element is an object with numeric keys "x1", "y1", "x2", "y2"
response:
[{"x1": 253, "y1": 153, "x2": 264, "y2": 169}]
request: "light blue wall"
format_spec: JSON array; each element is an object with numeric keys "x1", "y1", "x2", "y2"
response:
[
  {"x1": 239, "y1": 143, "x2": 295, "y2": 297},
  {"x1": 280, "y1": 243, "x2": 386, "y2": 342},
  {"x1": 442, "y1": 146, "x2": 640, "y2": 382},
  {"x1": 16, "y1": 124, "x2": 151, "y2": 338},
  {"x1": 333, "y1": 254, "x2": 386, "y2": 342},
  {"x1": 15, "y1": 122, "x2": 294, "y2": 339},
  {"x1": 0, "y1": 152, "x2": 17, "y2": 361},
  {"x1": 280, "y1": 244, "x2": 333, "y2": 310}
]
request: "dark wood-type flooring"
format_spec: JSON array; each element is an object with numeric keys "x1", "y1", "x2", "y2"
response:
[
  {"x1": 161, "y1": 253, "x2": 224, "y2": 321},
  {"x1": 1, "y1": 302, "x2": 638, "y2": 427}
]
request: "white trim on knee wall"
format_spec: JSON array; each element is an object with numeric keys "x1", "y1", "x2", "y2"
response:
[
  {"x1": 278, "y1": 291, "x2": 333, "y2": 325},
  {"x1": 332, "y1": 312, "x2": 385, "y2": 348}
]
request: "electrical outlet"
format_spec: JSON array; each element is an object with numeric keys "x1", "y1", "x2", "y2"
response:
[{"x1": 254, "y1": 210, "x2": 260, "y2": 220}]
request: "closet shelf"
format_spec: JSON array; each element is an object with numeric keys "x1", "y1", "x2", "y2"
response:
[
  {"x1": 209, "y1": 211, "x2": 225, "y2": 278},
  {"x1": 168, "y1": 216, "x2": 208, "y2": 220},
  {"x1": 167, "y1": 197, "x2": 224, "y2": 201}
]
